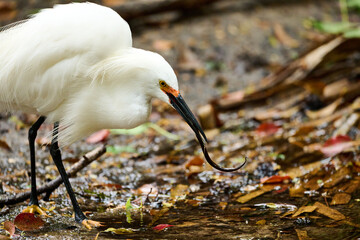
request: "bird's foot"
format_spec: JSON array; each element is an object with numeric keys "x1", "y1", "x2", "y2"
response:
[
  {"x1": 22, "y1": 205, "x2": 51, "y2": 217},
  {"x1": 81, "y1": 219, "x2": 103, "y2": 230}
]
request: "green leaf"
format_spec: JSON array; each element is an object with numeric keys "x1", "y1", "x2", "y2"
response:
[
  {"x1": 125, "y1": 198, "x2": 133, "y2": 224},
  {"x1": 110, "y1": 124, "x2": 149, "y2": 135},
  {"x1": 348, "y1": 0, "x2": 360, "y2": 10},
  {"x1": 106, "y1": 145, "x2": 137, "y2": 154},
  {"x1": 111, "y1": 122, "x2": 180, "y2": 140},
  {"x1": 147, "y1": 122, "x2": 180, "y2": 141},
  {"x1": 313, "y1": 21, "x2": 352, "y2": 34},
  {"x1": 344, "y1": 27, "x2": 360, "y2": 38}
]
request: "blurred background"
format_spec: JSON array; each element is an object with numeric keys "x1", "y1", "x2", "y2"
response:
[{"x1": 0, "y1": 0, "x2": 341, "y2": 108}]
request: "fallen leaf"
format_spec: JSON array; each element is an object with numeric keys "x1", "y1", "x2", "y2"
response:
[
  {"x1": 104, "y1": 227, "x2": 134, "y2": 234},
  {"x1": 306, "y1": 98, "x2": 342, "y2": 119},
  {"x1": 256, "y1": 219, "x2": 266, "y2": 225},
  {"x1": 323, "y1": 167, "x2": 351, "y2": 188},
  {"x1": 292, "y1": 205, "x2": 317, "y2": 217},
  {"x1": 331, "y1": 193, "x2": 351, "y2": 205},
  {"x1": 260, "y1": 175, "x2": 291, "y2": 184},
  {"x1": 274, "y1": 23, "x2": 299, "y2": 48},
  {"x1": 185, "y1": 156, "x2": 204, "y2": 169},
  {"x1": 152, "y1": 39, "x2": 174, "y2": 51},
  {"x1": 3, "y1": 221, "x2": 15, "y2": 237},
  {"x1": 255, "y1": 122, "x2": 280, "y2": 137},
  {"x1": 14, "y1": 213, "x2": 44, "y2": 231},
  {"x1": 321, "y1": 135, "x2": 352, "y2": 156},
  {"x1": 314, "y1": 202, "x2": 346, "y2": 221},
  {"x1": 237, "y1": 189, "x2": 268, "y2": 204},
  {"x1": 153, "y1": 224, "x2": 174, "y2": 231},
  {"x1": 86, "y1": 129, "x2": 110, "y2": 143},
  {"x1": 0, "y1": 139, "x2": 11, "y2": 151},
  {"x1": 170, "y1": 184, "x2": 189, "y2": 199},
  {"x1": 9, "y1": 116, "x2": 25, "y2": 130},
  {"x1": 295, "y1": 229, "x2": 313, "y2": 240},
  {"x1": 134, "y1": 184, "x2": 158, "y2": 196}
]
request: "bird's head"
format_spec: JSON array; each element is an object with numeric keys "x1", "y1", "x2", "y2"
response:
[
  {"x1": 149, "y1": 53, "x2": 246, "y2": 172},
  {"x1": 92, "y1": 48, "x2": 246, "y2": 171}
]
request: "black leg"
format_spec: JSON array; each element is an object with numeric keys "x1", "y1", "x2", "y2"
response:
[
  {"x1": 49, "y1": 122, "x2": 86, "y2": 223},
  {"x1": 28, "y1": 116, "x2": 46, "y2": 206}
]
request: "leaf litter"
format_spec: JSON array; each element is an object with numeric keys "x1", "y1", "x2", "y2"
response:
[{"x1": 1, "y1": 14, "x2": 360, "y2": 240}]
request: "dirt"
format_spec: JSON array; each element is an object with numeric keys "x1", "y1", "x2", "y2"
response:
[{"x1": 2, "y1": 1, "x2": 360, "y2": 240}]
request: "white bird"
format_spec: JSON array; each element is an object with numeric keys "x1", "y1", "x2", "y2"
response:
[{"x1": 0, "y1": 2, "x2": 245, "y2": 228}]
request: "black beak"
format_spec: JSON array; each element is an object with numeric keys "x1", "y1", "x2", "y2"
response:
[{"x1": 167, "y1": 93, "x2": 246, "y2": 172}]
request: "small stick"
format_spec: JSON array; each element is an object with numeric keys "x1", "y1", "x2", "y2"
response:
[{"x1": 0, "y1": 145, "x2": 106, "y2": 205}]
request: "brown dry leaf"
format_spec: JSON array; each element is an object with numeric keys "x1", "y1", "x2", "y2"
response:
[
  {"x1": 289, "y1": 185, "x2": 305, "y2": 198},
  {"x1": 340, "y1": 179, "x2": 360, "y2": 193},
  {"x1": 0, "y1": 139, "x2": 11, "y2": 151},
  {"x1": 323, "y1": 167, "x2": 351, "y2": 188},
  {"x1": 302, "y1": 81, "x2": 326, "y2": 96},
  {"x1": 254, "y1": 106, "x2": 299, "y2": 120},
  {"x1": 219, "y1": 202, "x2": 228, "y2": 210},
  {"x1": 273, "y1": 23, "x2": 299, "y2": 48},
  {"x1": 198, "y1": 104, "x2": 217, "y2": 130},
  {"x1": 323, "y1": 78, "x2": 350, "y2": 98},
  {"x1": 283, "y1": 159, "x2": 324, "y2": 179},
  {"x1": 134, "y1": 184, "x2": 158, "y2": 196},
  {"x1": 3, "y1": 221, "x2": 15, "y2": 237},
  {"x1": 152, "y1": 39, "x2": 174, "y2": 52},
  {"x1": 185, "y1": 156, "x2": 204, "y2": 169},
  {"x1": 300, "y1": 37, "x2": 343, "y2": 71},
  {"x1": 295, "y1": 229, "x2": 313, "y2": 240},
  {"x1": 256, "y1": 219, "x2": 266, "y2": 225},
  {"x1": 292, "y1": 205, "x2": 317, "y2": 217},
  {"x1": 314, "y1": 202, "x2": 346, "y2": 221},
  {"x1": 236, "y1": 190, "x2": 266, "y2": 203},
  {"x1": 305, "y1": 98, "x2": 343, "y2": 119},
  {"x1": 333, "y1": 113, "x2": 359, "y2": 136},
  {"x1": 236, "y1": 186, "x2": 274, "y2": 204},
  {"x1": 170, "y1": 184, "x2": 189, "y2": 199},
  {"x1": 330, "y1": 193, "x2": 351, "y2": 205},
  {"x1": 304, "y1": 177, "x2": 323, "y2": 191}
]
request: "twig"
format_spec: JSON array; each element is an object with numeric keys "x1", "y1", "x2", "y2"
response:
[{"x1": 0, "y1": 145, "x2": 106, "y2": 205}]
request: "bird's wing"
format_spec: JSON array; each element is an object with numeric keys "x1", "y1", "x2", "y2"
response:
[
  {"x1": 0, "y1": 3, "x2": 132, "y2": 117},
  {"x1": 0, "y1": 19, "x2": 28, "y2": 33}
]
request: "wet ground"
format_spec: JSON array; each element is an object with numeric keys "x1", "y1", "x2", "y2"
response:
[{"x1": 1, "y1": 0, "x2": 360, "y2": 239}]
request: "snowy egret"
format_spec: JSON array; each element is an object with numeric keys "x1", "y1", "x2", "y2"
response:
[{"x1": 0, "y1": 3, "x2": 246, "y2": 228}]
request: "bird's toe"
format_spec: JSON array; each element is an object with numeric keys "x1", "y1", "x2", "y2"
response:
[
  {"x1": 82, "y1": 219, "x2": 103, "y2": 230},
  {"x1": 22, "y1": 205, "x2": 51, "y2": 217}
]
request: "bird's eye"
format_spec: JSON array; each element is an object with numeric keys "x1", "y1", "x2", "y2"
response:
[{"x1": 159, "y1": 80, "x2": 167, "y2": 87}]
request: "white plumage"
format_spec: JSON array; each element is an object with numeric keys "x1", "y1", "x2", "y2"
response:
[
  {"x1": 0, "y1": 2, "x2": 178, "y2": 145},
  {"x1": 1, "y1": 3, "x2": 244, "y2": 228}
]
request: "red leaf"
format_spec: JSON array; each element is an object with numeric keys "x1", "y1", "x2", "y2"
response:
[
  {"x1": 321, "y1": 135, "x2": 352, "y2": 156},
  {"x1": 3, "y1": 221, "x2": 15, "y2": 237},
  {"x1": 256, "y1": 123, "x2": 280, "y2": 137},
  {"x1": 261, "y1": 175, "x2": 291, "y2": 184},
  {"x1": 185, "y1": 156, "x2": 204, "y2": 169},
  {"x1": 152, "y1": 224, "x2": 174, "y2": 231},
  {"x1": 14, "y1": 213, "x2": 44, "y2": 231},
  {"x1": 86, "y1": 129, "x2": 110, "y2": 143}
]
